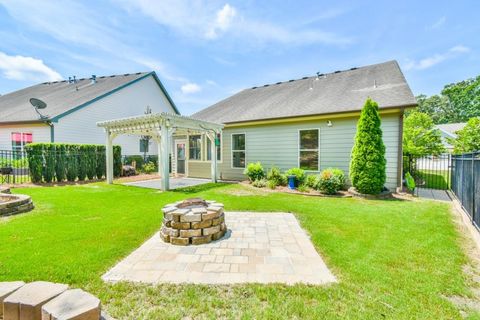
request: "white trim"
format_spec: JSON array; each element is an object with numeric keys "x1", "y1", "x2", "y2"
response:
[
  {"x1": 188, "y1": 134, "x2": 202, "y2": 161},
  {"x1": 231, "y1": 132, "x2": 246, "y2": 169},
  {"x1": 205, "y1": 132, "x2": 223, "y2": 163},
  {"x1": 298, "y1": 128, "x2": 320, "y2": 172},
  {"x1": 174, "y1": 139, "x2": 186, "y2": 175}
]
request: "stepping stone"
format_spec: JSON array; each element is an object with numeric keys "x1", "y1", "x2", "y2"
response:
[
  {"x1": 41, "y1": 289, "x2": 101, "y2": 320},
  {"x1": 0, "y1": 282, "x2": 25, "y2": 317},
  {"x1": 3, "y1": 281, "x2": 68, "y2": 320}
]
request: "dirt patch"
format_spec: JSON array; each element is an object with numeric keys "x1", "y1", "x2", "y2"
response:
[{"x1": 446, "y1": 204, "x2": 480, "y2": 317}]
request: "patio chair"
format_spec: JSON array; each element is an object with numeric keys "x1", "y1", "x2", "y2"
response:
[{"x1": 0, "y1": 167, "x2": 13, "y2": 184}]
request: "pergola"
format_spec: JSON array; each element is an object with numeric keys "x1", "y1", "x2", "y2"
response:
[{"x1": 97, "y1": 113, "x2": 224, "y2": 190}]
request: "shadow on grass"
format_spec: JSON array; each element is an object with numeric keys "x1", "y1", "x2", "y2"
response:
[
  {"x1": 417, "y1": 170, "x2": 449, "y2": 190},
  {"x1": 172, "y1": 182, "x2": 232, "y2": 194}
]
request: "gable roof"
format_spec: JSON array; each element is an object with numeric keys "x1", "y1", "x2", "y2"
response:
[
  {"x1": 436, "y1": 122, "x2": 466, "y2": 138},
  {"x1": 0, "y1": 71, "x2": 179, "y2": 123},
  {"x1": 193, "y1": 60, "x2": 416, "y2": 124}
]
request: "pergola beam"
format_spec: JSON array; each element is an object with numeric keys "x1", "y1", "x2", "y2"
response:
[{"x1": 97, "y1": 112, "x2": 223, "y2": 191}]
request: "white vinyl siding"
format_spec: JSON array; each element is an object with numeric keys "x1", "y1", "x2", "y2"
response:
[
  {"x1": 0, "y1": 124, "x2": 50, "y2": 151},
  {"x1": 53, "y1": 75, "x2": 176, "y2": 155}
]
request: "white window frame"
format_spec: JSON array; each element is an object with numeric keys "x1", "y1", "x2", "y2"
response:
[
  {"x1": 298, "y1": 128, "x2": 319, "y2": 172},
  {"x1": 206, "y1": 132, "x2": 223, "y2": 163},
  {"x1": 231, "y1": 133, "x2": 246, "y2": 169},
  {"x1": 188, "y1": 134, "x2": 203, "y2": 162},
  {"x1": 11, "y1": 132, "x2": 33, "y2": 153}
]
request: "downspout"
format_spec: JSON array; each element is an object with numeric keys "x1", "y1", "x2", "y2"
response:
[
  {"x1": 397, "y1": 108, "x2": 405, "y2": 190},
  {"x1": 48, "y1": 121, "x2": 55, "y2": 143}
]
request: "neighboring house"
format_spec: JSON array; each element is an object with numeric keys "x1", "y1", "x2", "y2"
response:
[
  {"x1": 435, "y1": 122, "x2": 466, "y2": 152},
  {"x1": 0, "y1": 72, "x2": 178, "y2": 155},
  {"x1": 185, "y1": 60, "x2": 416, "y2": 190}
]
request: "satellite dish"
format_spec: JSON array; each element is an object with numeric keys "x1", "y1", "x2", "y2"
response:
[
  {"x1": 30, "y1": 98, "x2": 47, "y2": 109},
  {"x1": 29, "y1": 98, "x2": 48, "y2": 120}
]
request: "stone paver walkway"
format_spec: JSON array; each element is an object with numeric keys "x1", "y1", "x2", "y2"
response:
[{"x1": 103, "y1": 212, "x2": 336, "y2": 285}]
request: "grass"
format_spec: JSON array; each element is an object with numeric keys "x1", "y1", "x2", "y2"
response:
[
  {"x1": 0, "y1": 182, "x2": 474, "y2": 319},
  {"x1": 418, "y1": 169, "x2": 450, "y2": 190}
]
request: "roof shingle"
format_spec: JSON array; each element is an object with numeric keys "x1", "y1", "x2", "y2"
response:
[{"x1": 193, "y1": 60, "x2": 416, "y2": 124}]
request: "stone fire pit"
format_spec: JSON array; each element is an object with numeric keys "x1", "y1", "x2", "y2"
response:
[{"x1": 160, "y1": 198, "x2": 227, "y2": 246}]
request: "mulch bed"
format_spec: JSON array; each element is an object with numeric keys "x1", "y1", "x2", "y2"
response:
[{"x1": 240, "y1": 181, "x2": 351, "y2": 198}]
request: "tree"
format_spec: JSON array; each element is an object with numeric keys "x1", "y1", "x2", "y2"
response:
[
  {"x1": 452, "y1": 117, "x2": 480, "y2": 154},
  {"x1": 350, "y1": 98, "x2": 386, "y2": 194},
  {"x1": 403, "y1": 111, "x2": 445, "y2": 158},
  {"x1": 415, "y1": 75, "x2": 480, "y2": 124}
]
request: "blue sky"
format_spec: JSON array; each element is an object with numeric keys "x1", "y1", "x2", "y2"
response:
[{"x1": 0, "y1": 0, "x2": 478, "y2": 115}]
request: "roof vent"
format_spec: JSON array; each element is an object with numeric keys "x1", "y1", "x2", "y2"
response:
[
  {"x1": 252, "y1": 86, "x2": 257, "y2": 89},
  {"x1": 334, "y1": 70, "x2": 341, "y2": 73},
  {"x1": 302, "y1": 76, "x2": 308, "y2": 80},
  {"x1": 136, "y1": 72, "x2": 142, "y2": 75},
  {"x1": 288, "y1": 79, "x2": 294, "y2": 82},
  {"x1": 263, "y1": 84, "x2": 269, "y2": 87},
  {"x1": 91, "y1": 75, "x2": 97, "y2": 84},
  {"x1": 350, "y1": 67, "x2": 358, "y2": 70},
  {"x1": 110, "y1": 75, "x2": 116, "y2": 78},
  {"x1": 124, "y1": 73, "x2": 130, "y2": 76},
  {"x1": 276, "y1": 82, "x2": 282, "y2": 85}
]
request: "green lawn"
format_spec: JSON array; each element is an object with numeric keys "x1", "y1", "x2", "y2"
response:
[
  {"x1": 0, "y1": 183, "x2": 475, "y2": 319},
  {"x1": 418, "y1": 169, "x2": 451, "y2": 190}
]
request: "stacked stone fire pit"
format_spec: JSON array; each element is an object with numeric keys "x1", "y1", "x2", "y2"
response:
[{"x1": 160, "y1": 198, "x2": 227, "y2": 246}]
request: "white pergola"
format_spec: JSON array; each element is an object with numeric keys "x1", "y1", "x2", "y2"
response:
[{"x1": 97, "y1": 113, "x2": 224, "y2": 190}]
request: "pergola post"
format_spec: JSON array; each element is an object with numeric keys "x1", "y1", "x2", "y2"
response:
[
  {"x1": 207, "y1": 132, "x2": 218, "y2": 183},
  {"x1": 105, "y1": 129, "x2": 114, "y2": 184},
  {"x1": 160, "y1": 122, "x2": 170, "y2": 191}
]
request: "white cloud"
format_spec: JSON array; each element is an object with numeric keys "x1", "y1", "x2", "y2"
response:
[
  {"x1": 205, "y1": 4, "x2": 237, "y2": 39},
  {"x1": 0, "y1": 51, "x2": 62, "y2": 81},
  {"x1": 115, "y1": 0, "x2": 351, "y2": 46},
  {"x1": 428, "y1": 16, "x2": 446, "y2": 30},
  {"x1": 404, "y1": 45, "x2": 470, "y2": 70},
  {"x1": 181, "y1": 82, "x2": 202, "y2": 94}
]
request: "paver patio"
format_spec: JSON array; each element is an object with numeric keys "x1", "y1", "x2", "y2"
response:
[{"x1": 102, "y1": 212, "x2": 337, "y2": 285}]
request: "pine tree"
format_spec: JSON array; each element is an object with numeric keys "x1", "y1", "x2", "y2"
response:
[{"x1": 349, "y1": 98, "x2": 387, "y2": 194}]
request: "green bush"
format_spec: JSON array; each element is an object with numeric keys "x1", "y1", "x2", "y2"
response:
[
  {"x1": 405, "y1": 172, "x2": 416, "y2": 192},
  {"x1": 142, "y1": 161, "x2": 156, "y2": 174},
  {"x1": 25, "y1": 143, "x2": 120, "y2": 183},
  {"x1": 350, "y1": 98, "x2": 386, "y2": 194},
  {"x1": 124, "y1": 155, "x2": 144, "y2": 169},
  {"x1": 266, "y1": 167, "x2": 284, "y2": 187},
  {"x1": 297, "y1": 184, "x2": 310, "y2": 193},
  {"x1": 113, "y1": 146, "x2": 122, "y2": 178},
  {"x1": 252, "y1": 178, "x2": 267, "y2": 188},
  {"x1": 25, "y1": 143, "x2": 43, "y2": 183},
  {"x1": 316, "y1": 168, "x2": 345, "y2": 195},
  {"x1": 285, "y1": 167, "x2": 306, "y2": 186},
  {"x1": 244, "y1": 162, "x2": 265, "y2": 182},
  {"x1": 306, "y1": 175, "x2": 318, "y2": 188},
  {"x1": 95, "y1": 146, "x2": 105, "y2": 179},
  {"x1": 43, "y1": 144, "x2": 56, "y2": 183},
  {"x1": 267, "y1": 179, "x2": 277, "y2": 189},
  {"x1": 55, "y1": 144, "x2": 66, "y2": 181}
]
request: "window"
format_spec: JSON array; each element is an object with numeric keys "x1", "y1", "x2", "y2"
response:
[
  {"x1": 207, "y1": 133, "x2": 221, "y2": 161},
  {"x1": 189, "y1": 135, "x2": 202, "y2": 160},
  {"x1": 11, "y1": 132, "x2": 32, "y2": 153},
  {"x1": 299, "y1": 129, "x2": 319, "y2": 171},
  {"x1": 232, "y1": 133, "x2": 245, "y2": 168},
  {"x1": 139, "y1": 138, "x2": 149, "y2": 153}
]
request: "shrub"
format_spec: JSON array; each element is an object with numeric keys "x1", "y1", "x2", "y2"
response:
[
  {"x1": 297, "y1": 184, "x2": 310, "y2": 193},
  {"x1": 405, "y1": 172, "x2": 416, "y2": 192},
  {"x1": 350, "y1": 98, "x2": 386, "y2": 194},
  {"x1": 43, "y1": 144, "x2": 56, "y2": 183},
  {"x1": 252, "y1": 178, "x2": 267, "y2": 188},
  {"x1": 55, "y1": 144, "x2": 66, "y2": 182},
  {"x1": 306, "y1": 175, "x2": 318, "y2": 188},
  {"x1": 95, "y1": 146, "x2": 105, "y2": 179},
  {"x1": 85, "y1": 145, "x2": 97, "y2": 180},
  {"x1": 285, "y1": 167, "x2": 306, "y2": 186},
  {"x1": 316, "y1": 168, "x2": 345, "y2": 195},
  {"x1": 244, "y1": 162, "x2": 265, "y2": 182},
  {"x1": 77, "y1": 145, "x2": 88, "y2": 181},
  {"x1": 124, "y1": 155, "x2": 144, "y2": 169},
  {"x1": 267, "y1": 179, "x2": 277, "y2": 189},
  {"x1": 65, "y1": 144, "x2": 79, "y2": 182},
  {"x1": 113, "y1": 146, "x2": 122, "y2": 178},
  {"x1": 142, "y1": 161, "x2": 156, "y2": 174},
  {"x1": 25, "y1": 143, "x2": 43, "y2": 183},
  {"x1": 266, "y1": 167, "x2": 283, "y2": 186}
]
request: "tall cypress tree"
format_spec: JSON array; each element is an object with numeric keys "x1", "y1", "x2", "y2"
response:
[{"x1": 350, "y1": 98, "x2": 386, "y2": 194}]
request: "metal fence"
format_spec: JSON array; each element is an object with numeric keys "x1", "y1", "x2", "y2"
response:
[
  {"x1": 403, "y1": 153, "x2": 452, "y2": 190},
  {"x1": 451, "y1": 152, "x2": 480, "y2": 228},
  {"x1": 0, "y1": 150, "x2": 30, "y2": 184}
]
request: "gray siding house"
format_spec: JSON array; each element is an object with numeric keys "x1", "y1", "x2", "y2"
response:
[{"x1": 179, "y1": 60, "x2": 416, "y2": 190}]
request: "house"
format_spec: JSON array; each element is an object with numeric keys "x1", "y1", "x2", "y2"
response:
[
  {"x1": 435, "y1": 122, "x2": 466, "y2": 152},
  {"x1": 0, "y1": 72, "x2": 178, "y2": 155},
  {"x1": 184, "y1": 60, "x2": 417, "y2": 190}
]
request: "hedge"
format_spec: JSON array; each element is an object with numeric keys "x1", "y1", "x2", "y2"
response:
[{"x1": 25, "y1": 143, "x2": 121, "y2": 183}]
